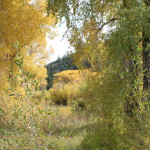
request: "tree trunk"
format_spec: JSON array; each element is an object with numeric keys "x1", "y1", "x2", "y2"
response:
[
  {"x1": 142, "y1": 32, "x2": 150, "y2": 92},
  {"x1": 142, "y1": 1, "x2": 150, "y2": 101}
]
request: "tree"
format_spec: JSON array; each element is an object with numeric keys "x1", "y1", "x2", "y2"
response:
[
  {"x1": 0, "y1": 0, "x2": 56, "y2": 133},
  {"x1": 0, "y1": 0, "x2": 56, "y2": 90},
  {"x1": 0, "y1": 1, "x2": 57, "y2": 148},
  {"x1": 47, "y1": 0, "x2": 150, "y2": 149}
]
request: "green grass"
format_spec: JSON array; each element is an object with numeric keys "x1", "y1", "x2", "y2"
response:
[{"x1": 0, "y1": 105, "x2": 96, "y2": 150}]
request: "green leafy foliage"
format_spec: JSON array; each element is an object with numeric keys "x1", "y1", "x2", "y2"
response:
[{"x1": 47, "y1": 0, "x2": 150, "y2": 149}]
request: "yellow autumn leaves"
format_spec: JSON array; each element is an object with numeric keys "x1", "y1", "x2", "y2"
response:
[
  {"x1": 49, "y1": 70, "x2": 96, "y2": 105},
  {"x1": 0, "y1": 0, "x2": 56, "y2": 91}
]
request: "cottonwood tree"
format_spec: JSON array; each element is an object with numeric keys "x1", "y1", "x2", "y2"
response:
[
  {"x1": 0, "y1": 0, "x2": 56, "y2": 90},
  {"x1": 47, "y1": 0, "x2": 150, "y2": 149},
  {"x1": 0, "y1": 1, "x2": 57, "y2": 148}
]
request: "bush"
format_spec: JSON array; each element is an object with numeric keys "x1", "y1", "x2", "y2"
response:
[{"x1": 50, "y1": 84, "x2": 79, "y2": 105}]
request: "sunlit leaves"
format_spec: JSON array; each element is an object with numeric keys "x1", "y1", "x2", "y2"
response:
[{"x1": 0, "y1": 0, "x2": 56, "y2": 90}]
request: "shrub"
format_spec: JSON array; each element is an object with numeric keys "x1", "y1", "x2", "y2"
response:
[{"x1": 50, "y1": 84, "x2": 79, "y2": 105}]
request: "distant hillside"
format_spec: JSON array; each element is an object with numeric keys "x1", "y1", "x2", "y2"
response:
[{"x1": 45, "y1": 54, "x2": 78, "y2": 89}]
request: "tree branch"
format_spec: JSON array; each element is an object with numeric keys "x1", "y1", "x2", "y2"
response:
[{"x1": 96, "y1": 17, "x2": 118, "y2": 31}]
